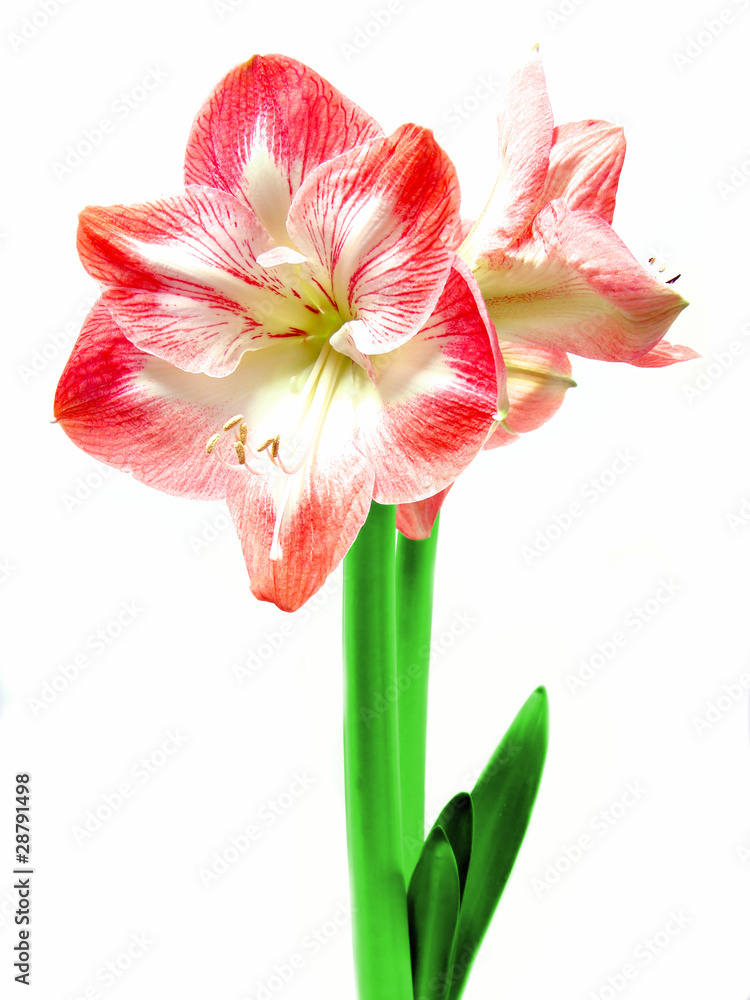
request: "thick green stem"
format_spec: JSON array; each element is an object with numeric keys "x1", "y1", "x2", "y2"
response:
[
  {"x1": 343, "y1": 502, "x2": 413, "y2": 1000},
  {"x1": 396, "y1": 515, "x2": 440, "y2": 880}
]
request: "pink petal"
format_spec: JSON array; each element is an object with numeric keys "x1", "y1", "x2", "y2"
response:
[
  {"x1": 77, "y1": 187, "x2": 314, "y2": 376},
  {"x1": 354, "y1": 259, "x2": 502, "y2": 504},
  {"x1": 485, "y1": 342, "x2": 574, "y2": 450},
  {"x1": 287, "y1": 123, "x2": 462, "y2": 355},
  {"x1": 475, "y1": 199, "x2": 689, "y2": 363},
  {"x1": 53, "y1": 300, "x2": 243, "y2": 500},
  {"x1": 396, "y1": 487, "x2": 451, "y2": 541},
  {"x1": 536, "y1": 120, "x2": 626, "y2": 224},
  {"x1": 184, "y1": 53, "x2": 383, "y2": 245},
  {"x1": 225, "y1": 394, "x2": 375, "y2": 613},
  {"x1": 629, "y1": 340, "x2": 700, "y2": 367},
  {"x1": 461, "y1": 47, "x2": 554, "y2": 265}
]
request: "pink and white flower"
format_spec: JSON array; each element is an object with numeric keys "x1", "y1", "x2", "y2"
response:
[
  {"x1": 55, "y1": 55, "x2": 504, "y2": 611},
  {"x1": 397, "y1": 48, "x2": 696, "y2": 540}
]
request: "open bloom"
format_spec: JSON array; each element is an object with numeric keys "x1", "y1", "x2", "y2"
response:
[
  {"x1": 55, "y1": 55, "x2": 503, "y2": 611},
  {"x1": 397, "y1": 48, "x2": 695, "y2": 540}
]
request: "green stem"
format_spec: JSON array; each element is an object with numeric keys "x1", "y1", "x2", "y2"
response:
[
  {"x1": 396, "y1": 515, "x2": 440, "y2": 881},
  {"x1": 343, "y1": 502, "x2": 413, "y2": 1000}
]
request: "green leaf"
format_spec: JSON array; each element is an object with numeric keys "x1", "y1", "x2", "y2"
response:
[
  {"x1": 448, "y1": 686, "x2": 549, "y2": 1000},
  {"x1": 408, "y1": 825, "x2": 461, "y2": 1000},
  {"x1": 434, "y1": 792, "x2": 473, "y2": 903}
]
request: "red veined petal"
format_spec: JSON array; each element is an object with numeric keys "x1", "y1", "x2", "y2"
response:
[
  {"x1": 474, "y1": 199, "x2": 688, "y2": 363},
  {"x1": 354, "y1": 260, "x2": 502, "y2": 504},
  {"x1": 225, "y1": 388, "x2": 375, "y2": 613},
  {"x1": 77, "y1": 187, "x2": 314, "y2": 376},
  {"x1": 287, "y1": 123, "x2": 462, "y2": 355},
  {"x1": 184, "y1": 53, "x2": 383, "y2": 245},
  {"x1": 460, "y1": 47, "x2": 554, "y2": 265},
  {"x1": 485, "y1": 342, "x2": 574, "y2": 449},
  {"x1": 629, "y1": 339, "x2": 700, "y2": 367},
  {"x1": 396, "y1": 487, "x2": 452, "y2": 541},
  {"x1": 535, "y1": 120, "x2": 626, "y2": 224},
  {"x1": 53, "y1": 300, "x2": 246, "y2": 500}
]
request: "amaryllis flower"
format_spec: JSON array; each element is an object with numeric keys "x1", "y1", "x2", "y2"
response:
[
  {"x1": 54, "y1": 55, "x2": 504, "y2": 611},
  {"x1": 397, "y1": 48, "x2": 696, "y2": 541}
]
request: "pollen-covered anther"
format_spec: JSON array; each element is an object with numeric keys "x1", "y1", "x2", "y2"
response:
[
  {"x1": 239, "y1": 422, "x2": 248, "y2": 445},
  {"x1": 205, "y1": 433, "x2": 221, "y2": 454},
  {"x1": 257, "y1": 435, "x2": 281, "y2": 459},
  {"x1": 223, "y1": 414, "x2": 244, "y2": 431},
  {"x1": 234, "y1": 441, "x2": 246, "y2": 465}
]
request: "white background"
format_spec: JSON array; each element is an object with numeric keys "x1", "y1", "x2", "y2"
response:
[{"x1": 2, "y1": 0, "x2": 749, "y2": 998}]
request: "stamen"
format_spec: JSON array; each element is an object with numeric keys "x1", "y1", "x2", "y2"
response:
[
  {"x1": 257, "y1": 436, "x2": 279, "y2": 454},
  {"x1": 206, "y1": 433, "x2": 221, "y2": 454},
  {"x1": 223, "y1": 414, "x2": 244, "y2": 431},
  {"x1": 234, "y1": 441, "x2": 246, "y2": 465},
  {"x1": 239, "y1": 422, "x2": 248, "y2": 445}
]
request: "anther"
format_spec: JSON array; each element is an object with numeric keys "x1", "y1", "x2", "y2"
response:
[
  {"x1": 239, "y1": 422, "x2": 248, "y2": 445},
  {"x1": 234, "y1": 441, "x2": 246, "y2": 464},
  {"x1": 223, "y1": 414, "x2": 244, "y2": 431},
  {"x1": 206, "y1": 433, "x2": 221, "y2": 454},
  {"x1": 257, "y1": 435, "x2": 280, "y2": 456}
]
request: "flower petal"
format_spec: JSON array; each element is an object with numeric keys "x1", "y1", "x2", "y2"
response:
[
  {"x1": 53, "y1": 300, "x2": 248, "y2": 500},
  {"x1": 629, "y1": 339, "x2": 700, "y2": 367},
  {"x1": 536, "y1": 120, "x2": 625, "y2": 224},
  {"x1": 224, "y1": 387, "x2": 375, "y2": 613},
  {"x1": 287, "y1": 123, "x2": 462, "y2": 355},
  {"x1": 474, "y1": 199, "x2": 688, "y2": 363},
  {"x1": 354, "y1": 259, "x2": 502, "y2": 504},
  {"x1": 460, "y1": 47, "x2": 554, "y2": 266},
  {"x1": 396, "y1": 487, "x2": 451, "y2": 541},
  {"x1": 485, "y1": 342, "x2": 574, "y2": 449},
  {"x1": 77, "y1": 187, "x2": 314, "y2": 376},
  {"x1": 184, "y1": 53, "x2": 383, "y2": 245}
]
